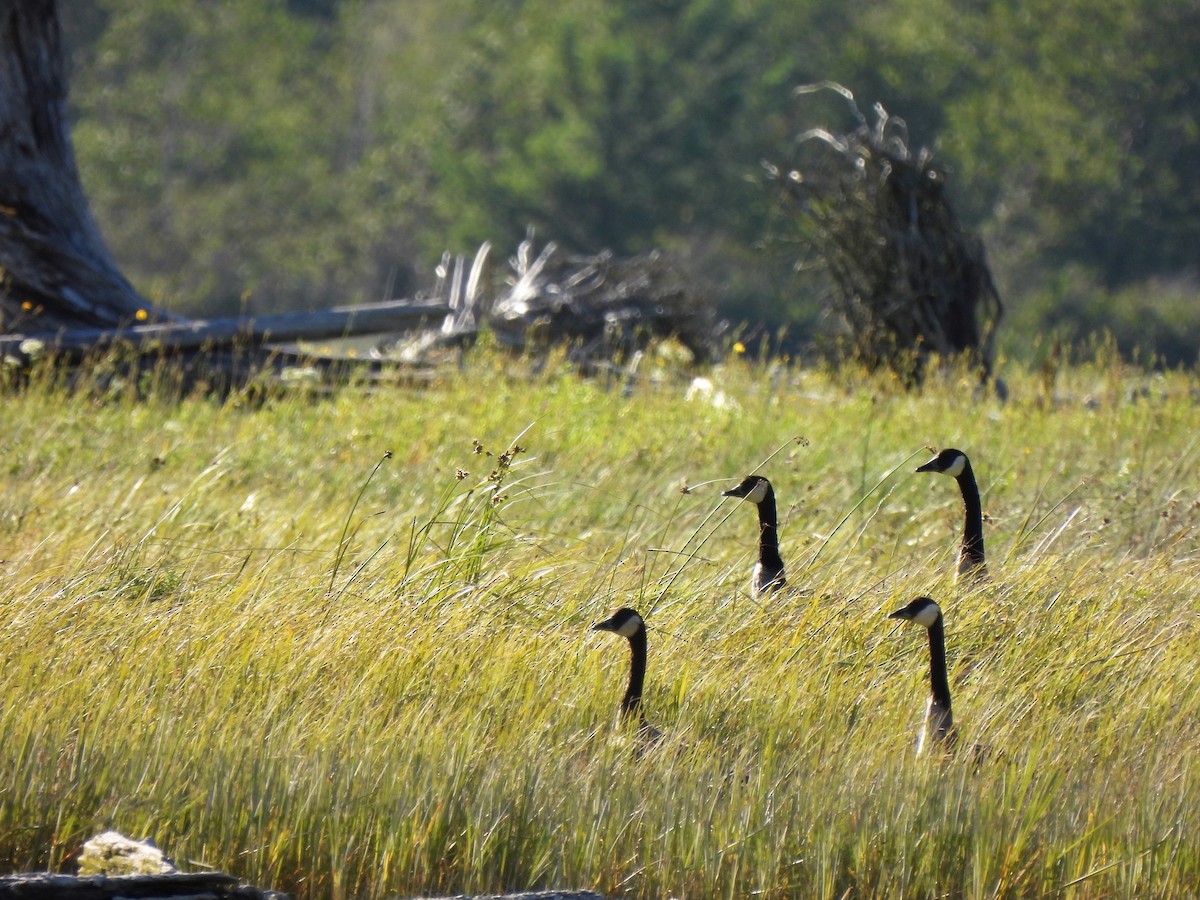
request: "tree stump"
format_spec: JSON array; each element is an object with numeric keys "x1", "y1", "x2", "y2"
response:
[
  {"x1": 0, "y1": 0, "x2": 173, "y2": 333},
  {"x1": 769, "y1": 82, "x2": 1003, "y2": 382}
]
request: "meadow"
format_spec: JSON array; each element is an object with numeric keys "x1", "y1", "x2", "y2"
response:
[{"x1": 2, "y1": 348, "x2": 1199, "y2": 898}]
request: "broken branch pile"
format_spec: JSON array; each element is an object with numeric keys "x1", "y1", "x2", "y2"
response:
[{"x1": 486, "y1": 239, "x2": 716, "y2": 366}]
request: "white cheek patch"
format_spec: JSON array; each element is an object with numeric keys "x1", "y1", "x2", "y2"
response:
[
  {"x1": 745, "y1": 480, "x2": 768, "y2": 504},
  {"x1": 616, "y1": 615, "x2": 643, "y2": 638},
  {"x1": 943, "y1": 454, "x2": 966, "y2": 478},
  {"x1": 912, "y1": 604, "x2": 941, "y2": 628}
]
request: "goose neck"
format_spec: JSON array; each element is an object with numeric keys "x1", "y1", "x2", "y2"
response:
[
  {"x1": 955, "y1": 464, "x2": 985, "y2": 562},
  {"x1": 927, "y1": 618, "x2": 952, "y2": 713},
  {"x1": 622, "y1": 629, "x2": 647, "y2": 718},
  {"x1": 756, "y1": 491, "x2": 783, "y2": 568}
]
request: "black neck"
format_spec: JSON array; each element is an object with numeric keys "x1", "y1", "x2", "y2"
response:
[
  {"x1": 621, "y1": 629, "x2": 647, "y2": 718},
  {"x1": 927, "y1": 618, "x2": 952, "y2": 713},
  {"x1": 955, "y1": 463, "x2": 985, "y2": 564},
  {"x1": 756, "y1": 488, "x2": 785, "y2": 571}
]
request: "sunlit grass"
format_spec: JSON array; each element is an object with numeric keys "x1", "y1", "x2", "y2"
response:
[{"x1": 2, "y1": 349, "x2": 1199, "y2": 897}]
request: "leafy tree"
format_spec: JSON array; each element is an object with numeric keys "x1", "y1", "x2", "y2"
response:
[
  {"x1": 842, "y1": 0, "x2": 1200, "y2": 287},
  {"x1": 431, "y1": 0, "x2": 775, "y2": 254},
  {"x1": 68, "y1": 0, "x2": 447, "y2": 315}
]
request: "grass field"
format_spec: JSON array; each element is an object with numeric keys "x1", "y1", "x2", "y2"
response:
[{"x1": 2, "y1": 349, "x2": 1199, "y2": 898}]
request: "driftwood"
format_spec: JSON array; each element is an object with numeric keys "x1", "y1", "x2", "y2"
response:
[
  {"x1": 487, "y1": 238, "x2": 716, "y2": 365},
  {"x1": 0, "y1": 296, "x2": 453, "y2": 395},
  {"x1": 0, "y1": 833, "x2": 597, "y2": 900},
  {"x1": 0, "y1": 872, "x2": 286, "y2": 900},
  {"x1": 0, "y1": 876, "x2": 609, "y2": 900},
  {"x1": 4, "y1": 232, "x2": 721, "y2": 392},
  {"x1": 384, "y1": 238, "x2": 717, "y2": 371},
  {"x1": 1, "y1": 299, "x2": 447, "y2": 362},
  {"x1": 380, "y1": 243, "x2": 491, "y2": 364},
  {"x1": 768, "y1": 82, "x2": 1003, "y2": 380},
  {"x1": 0, "y1": 831, "x2": 287, "y2": 899}
]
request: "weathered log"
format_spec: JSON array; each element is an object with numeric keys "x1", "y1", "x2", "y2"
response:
[
  {"x1": 0, "y1": 872, "x2": 286, "y2": 899},
  {"x1": 0, "y1": 877, "x2": 607, "y2": 900},
  {"x1": 1, "y1": 299, "x2": 448, "y2": 362}
]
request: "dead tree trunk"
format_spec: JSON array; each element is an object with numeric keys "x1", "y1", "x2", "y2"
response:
[
  {"x1": 768, "y1": 83, "x2": 1003, "y2": 383},
  {"x1": 0, "y1": 0, "x2": 171, "y2": 332}
]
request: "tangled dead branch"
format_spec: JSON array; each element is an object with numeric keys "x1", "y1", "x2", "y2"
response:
[
  {"x1": 381, "y1": 238, "x2": 717, "y2": 376},
  {"x1": 487, "y1": 239, "x2": 717, "y2": 366},
  {"x1": 768, "y1": 82, "x2": 1003, "y2": 381}
]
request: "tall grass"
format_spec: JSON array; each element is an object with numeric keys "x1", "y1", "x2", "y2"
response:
[{"x1": 2, "y1": 350, "x2": 1199, "y2": 897}]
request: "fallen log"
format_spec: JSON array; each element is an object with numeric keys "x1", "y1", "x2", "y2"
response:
[
  {"x1": 0, "y1": 876, "x2": 607, "y2": 900},
  {"x1": 0, "y1": 872, "x2": 285, "y2": 899},
  {"x1": 1, "y1": 299, "x2": 448, "y2": 363}
]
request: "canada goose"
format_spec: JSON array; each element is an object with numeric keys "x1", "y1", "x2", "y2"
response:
[
  {"x1": 722, "y1": 474, "x2": 787, "y2": 599},
  {"x1": 888, "y1": 596, "x2": 955, "y2": 755},
  {"x1": 916, "y1": 448, "x2": 987, "y2": 581},
  {"x1": 591, "y1": 607, "x2": 663, "y2": 744}
]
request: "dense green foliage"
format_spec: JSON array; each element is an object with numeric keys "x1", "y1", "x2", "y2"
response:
[
  {"x1": 61, "y1": 1, "x2": 1200, "y2": 360},
  {"x1": 3, "y1": 354, "x2": 1200, "y2": 897}
]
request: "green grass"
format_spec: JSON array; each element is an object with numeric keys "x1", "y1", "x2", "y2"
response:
[{"x1": 2, "y1": 350, "x2": 1200, "y2": 898}]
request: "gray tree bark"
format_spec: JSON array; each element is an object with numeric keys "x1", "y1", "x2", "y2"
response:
[{"x1": 0, "y1": 0, "x2": 172, "y2": 332}]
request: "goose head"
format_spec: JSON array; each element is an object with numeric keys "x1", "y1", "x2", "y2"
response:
[
  {"x1": 887, "y1": 595, "x2": 943, "y2": 629},
  {"x1": 591, "y1": 607, "x2": 645, "y2": 639},
  {"x1": 722, "y1": 474, "x2": 772, "y2": 504},
  {"x1": 916, "y1": 448, "x2": 969, "y2": 479}
]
